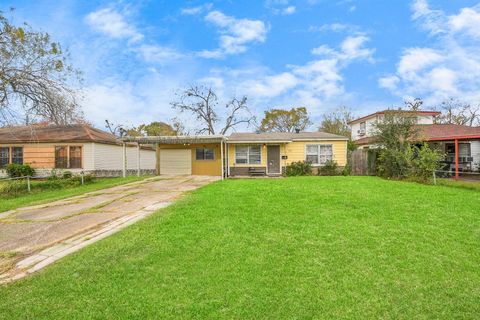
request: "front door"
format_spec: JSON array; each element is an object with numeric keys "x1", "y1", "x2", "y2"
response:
[{"x1": 267, "y1": 145, "x2": 280, "y2": 174}]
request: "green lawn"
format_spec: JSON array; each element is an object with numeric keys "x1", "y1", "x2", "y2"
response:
[
  {"x1": 0, "y1": 177, "x2": 479, "y2": 319},
  {"x1": 0, "y1": 176, "x2": 151, "y2": 213}
]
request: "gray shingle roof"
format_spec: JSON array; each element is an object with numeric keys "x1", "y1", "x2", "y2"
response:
[{"x1": 228, "y1": 131, "x2": 348, "y2": 142}]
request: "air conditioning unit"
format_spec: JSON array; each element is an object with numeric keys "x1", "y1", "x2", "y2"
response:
[{"x1": 357, "y1": 129, "x2": 366, "y2": 136}]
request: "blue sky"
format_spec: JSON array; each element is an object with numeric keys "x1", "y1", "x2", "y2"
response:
[{"x1": 2, "y1": 0, "x2": 480, "y2": 131}]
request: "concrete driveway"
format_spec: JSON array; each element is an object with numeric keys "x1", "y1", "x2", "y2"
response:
[{"x1": 0, "y1": 175, "x2": 219, "y2": 283}]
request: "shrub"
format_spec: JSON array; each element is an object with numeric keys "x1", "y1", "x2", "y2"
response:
[
  {"x1": 318, "y1": 160, "x2": 339, "y2": 176},
  {"x1": 285, "y1": 161, "x2": 312, "y2": 176},
  {"x1": 341, "y1": 163, "x2": 351, "y2": 176},
  {"x1": 5, "y1": 164, "x2": 35, "y2": 178},
  {"x1": 411, "y1": 143, "x2": 443, "y2": 182}
]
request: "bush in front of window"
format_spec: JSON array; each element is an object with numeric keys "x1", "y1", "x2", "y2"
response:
[
  {"x1": 318, "y1": 160, "x2": 340, "y2": 176},
  {"x1": 285, "y1": 161, "x2": 312, "y2": 176},
  {"x1": 5, "y1": 164, "x2": 35, "y2": 178}
]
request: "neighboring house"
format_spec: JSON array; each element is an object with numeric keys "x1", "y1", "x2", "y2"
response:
[
  {"x1": 350, "y1": 109, "x2": 441, "y2": 146},
  {"x1": 0, "y1": 125, "x2": 156, "y2": 177},
  {"x1": 349, "y1": 110, "x2": 480, "y2": 176},
  {"x1": 122, "y1": 131, "x2": 349, "y2": 177}
]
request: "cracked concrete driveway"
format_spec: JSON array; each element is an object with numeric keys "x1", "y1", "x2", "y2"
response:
[{"x1": 0, "y1": 175, "x2": 219, "y2": 282}]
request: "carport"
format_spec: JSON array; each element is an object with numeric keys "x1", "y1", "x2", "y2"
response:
[{"x1": 120, "y1": 135, "x2": 227, "y2": 179}]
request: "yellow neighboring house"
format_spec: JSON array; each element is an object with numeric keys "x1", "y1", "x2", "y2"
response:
[{"x1": 125, "y1": 131, "x2": 349, "y2": 177}]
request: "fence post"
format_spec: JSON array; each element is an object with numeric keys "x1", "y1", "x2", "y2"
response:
[
  {"x1": 81, "y1": 171, "x2": 84, "y2": 185},
  {"x1": 433, "y1": 170, "x2": 437, "y2": 185},
  {"x1": 27, "y1": 176, "x2": 31, "y2": 192}
]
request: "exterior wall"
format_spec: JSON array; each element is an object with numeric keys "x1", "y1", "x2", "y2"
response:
[
  {"x1": 93, "y1": 143, "x2": 156, "y2": 171},
  {"x1": 351, "y1": 116, "x2": 379, "y2": 141},
  {"x1": 158, "y1": 143, "x2": 222, "y2": 176},
  {"x1": 227, "y1": 140, "x2": 348, "y2": 176},
  {"x1": 284, "y1": 140, "x2": 347, "y2": 166},
  {"x1": 351, "y1": 114, "x2": 435, "y2": 141},
  {"x1": 227, "y1": 143, "x2": 268, "y2": 168},
  {"x1": 0, "y1": 142, "x2": 155, "y2": 177}
]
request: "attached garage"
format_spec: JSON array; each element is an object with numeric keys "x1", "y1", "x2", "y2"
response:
[{"x1": 159, "y1": 149, "x2": 192, "y2": 175}]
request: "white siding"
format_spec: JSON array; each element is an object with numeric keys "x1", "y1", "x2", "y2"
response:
[
  {"x1": 93, "y1": 143, "x2": 156, "y2": 171},
  {"x1": 82, "y1": 143, "x2": 95, "y2": 170},
  {"x1": 471, "y1": 141, "x2": 480, "y2": 171}
]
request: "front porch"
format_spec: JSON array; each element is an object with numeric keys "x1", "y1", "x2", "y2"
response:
[{"x1": 429, "y1": 138, "x2": 480, "y2": 179}]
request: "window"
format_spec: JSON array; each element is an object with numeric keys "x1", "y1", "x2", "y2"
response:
[
  {"x1": 195, "y1": 148, "x2": 215, "y2": 160},
  {"x1": 0, "y1": 146, "x2": 23, "y2": 167},
  {"x1": 0, "y1": 147, "x2": 9, "y2": 167},
  {"x1": 55, "y1": 146, "x2": 82, "y2": 169},
  {"x1": 359, "y1": 122, "x2": 366, "y2": 134},
  {"x1": 305, "y1": 144, "x2": 333, "y2": 165},
  {"x1": 55, "y1": 146, "x2": 68, "y2": 168},
  {"x1": 69, "y1": 146, "x2": 82, "y2": 168},
  {"x1": 235, "y1": 145, "x2": 261, "y2": 164},
  {"x1": 12, "y1": 147, "x2": 23, "y2": 164}
]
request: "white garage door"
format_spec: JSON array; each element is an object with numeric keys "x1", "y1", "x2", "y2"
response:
[{"x1": 160, "y1": 149, "x2": 192, "y2": 175}]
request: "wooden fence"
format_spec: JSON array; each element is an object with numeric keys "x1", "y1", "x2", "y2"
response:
[{"x1": 349, "y1": 149, "x2": 377, "y2": 176}]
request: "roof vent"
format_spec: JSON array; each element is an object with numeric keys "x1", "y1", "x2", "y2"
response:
[
  {"x1": 294, "y1": 128, "x2": 300, "y2": 134},
  {"x1": 255, "y1": 129, "x2": 261, "y2": 134}
]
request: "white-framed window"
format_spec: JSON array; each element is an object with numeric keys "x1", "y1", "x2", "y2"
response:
[
  {"x1": 195, "y1": 148, "x2": 215, "y2": 160},
  {"x1": 235, "y1": 145, "x2": 261, "y2": 164},
  {"x1": 305, "y1": 144, "x2": 333, "y2": 165}
]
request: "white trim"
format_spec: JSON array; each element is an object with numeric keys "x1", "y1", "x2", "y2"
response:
[
  {"x1": 304, "y1": 143, "x2": 334, "y2": 166},
  {"x1": 228, "y1": 140, "x2": 291, "y2": 144},
  {"x1": 234, "y1": 144, "x2": 262, "y2": 165}
]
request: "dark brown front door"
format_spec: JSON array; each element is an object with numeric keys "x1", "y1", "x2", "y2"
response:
[{"x1": 267, "y1": 145, "x2": 280, "y2": 174}]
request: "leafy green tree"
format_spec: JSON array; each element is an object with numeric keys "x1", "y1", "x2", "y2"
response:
[
  {"x1": 137, "y1": 121, "x2": 177, "y2": 136},
  {"x1": 319, "y1": 106, "x2": 356, "y2": 150},
  {"x1": 0, "y1": 10, "x2": 82, "y2": 125},
  {"x1": 373, "y1": 111, "x2": 419, "y2": 179},
  {"x1": 259, "y1": 107, "x2": 311, "y2": 132}
]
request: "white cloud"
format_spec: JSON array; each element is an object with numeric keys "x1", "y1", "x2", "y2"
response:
[
  {"x1": 85, "y1": 8, "x2": 143, "y2": 42},
  {"x1": 449, "y1": 6, "x2": 480, "y2": 39},
  {"x1": 136, "y1": 44, "x2": 185, "y2": 63},
  {"x1": 309, "y1": 23, "x2": 358, "y2": 33},
  {"x1": 202, "y1": 10, "x2": 268, "y2": 57},
  {"x1": 381, "y1": 1, "x2": 480, "y2": 105},
  {"x1": 282, "y1": 6, "x2": 296, "y2": 15},
  {"x1": 397, "y1": 48, "x2": 444, "y2": 77},
  {"x1": 243, "y1": 72, "x2": 299, "y2": 98},
  {"x1": 180, "y1": 3, "x2": 213, "y2": 15}
]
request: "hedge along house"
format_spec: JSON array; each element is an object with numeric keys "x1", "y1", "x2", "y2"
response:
[
  {"x1": 121, "y1": 131, "x2": 349, "y2": 178},
  {"x1": 0, "y1": 125, "x2": 156, "y2": 177}
]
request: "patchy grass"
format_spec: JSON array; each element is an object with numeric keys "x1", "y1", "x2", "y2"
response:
[
  {"x1": 436, "y1": 178, "x2": 480, "y2": 192},
  {"x1": 0, "y1": 177, "x2": 479, "y2": 319},
  {"x1": 0, "y1": 176, "x2": 152, "y2": 213}
]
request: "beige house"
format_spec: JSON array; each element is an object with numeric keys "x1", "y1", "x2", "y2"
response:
[{"x1": 0, "y1": 125, "x2": 156, "y2": 177}]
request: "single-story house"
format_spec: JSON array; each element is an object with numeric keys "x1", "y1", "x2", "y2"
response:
[
  {"x1": 122, "y1": 131, "x2": 349, "y2": 178},
  {"x1": 0, "y1": 125, "x2": 156, "y2": 177}
]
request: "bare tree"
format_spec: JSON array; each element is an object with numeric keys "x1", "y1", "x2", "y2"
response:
[
  {"x1": 404, "y1": 98, "x2": 423, "y2": 111},
  {"x1": 171, "y1": 85, "x2": 254, "y2": 135},
  {"x1": 437, "y1": 98, "x2": 480, "y2": 126},
  {"x1": 0, "y1": 10, "x2": 82, "y2": 125},
  {"x1": 105, "y1": 120, "x2": 126, "y2": 137}
]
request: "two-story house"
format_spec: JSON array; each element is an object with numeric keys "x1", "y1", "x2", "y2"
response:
[{"x1": 349, "y1": 109, "x2": 480, "y2": 177}]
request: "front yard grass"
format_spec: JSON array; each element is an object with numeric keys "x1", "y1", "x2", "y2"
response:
[
  {"x1": 0, "y1": 175, "x2": 151, "y2": 213},
  {"x1": 0, "y1": 177, "x2": 479, "y2": 319}
]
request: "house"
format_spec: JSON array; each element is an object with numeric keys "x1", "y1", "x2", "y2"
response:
[
  {"x1": 0, "y1": 125, "x2": 156, "y2": 177},
  {"x1": 349, "y1": 110, "x2": 480, "y2": 177},
  {"x1": 350, "y1": 109, "x2": 441, "y2": 147},
  {"x1": 121, "y1": 131, "x2": 349, "y2": 177}
]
